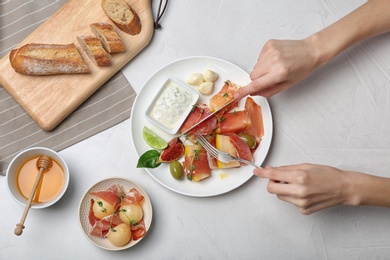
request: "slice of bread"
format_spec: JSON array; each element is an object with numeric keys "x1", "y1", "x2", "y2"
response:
[
  {"x1": 101, "y1": 0, "x2": 141, "y2": 35},
  {"x1": 77, "y1": 36, "x2": 111, "y2": 66},
  {"x1": 9, "y1": 43, "x2": 90, "y2": 75},
  {"x1": 90, "y1": 23, "x2": 125, "y2": 53}
]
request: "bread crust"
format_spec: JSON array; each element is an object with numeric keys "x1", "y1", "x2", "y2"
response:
[
  {"x1": 9, "y1": 43, "x2": 90, "y2": 75},
  {"x1": 101, "y1": 0, "x2": 142, "y2": 35},
  {"x1": 90, "y1": 23, "x2": 125, "y2": 53},
  {"x1": 77, "y1": 36, "x2": 111, "y2": 66}
]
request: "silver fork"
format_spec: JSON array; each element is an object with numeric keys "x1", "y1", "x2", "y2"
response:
[{"x1": 195, "y1": 131, "x2": 261, "y2": 169}]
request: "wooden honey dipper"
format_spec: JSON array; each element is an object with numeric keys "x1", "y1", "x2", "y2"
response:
[{"x1": 14, "y1": 155, "x2": 53, "y2": 236}]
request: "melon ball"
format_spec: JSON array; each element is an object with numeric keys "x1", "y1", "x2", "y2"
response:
[
  {"x1": 92, "y1": 198, "x2": 115, "y2": 219},
  {"x1": 107, "y1": 223, "x2": 132, "y2": 247},
  {"x1": 119, "y1": 204, "x2": 144, "y2": 224}
]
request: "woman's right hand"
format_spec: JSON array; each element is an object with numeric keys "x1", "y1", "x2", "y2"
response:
[{"x1": 235, "y1": 38, "x2": 321, "y2": 99}]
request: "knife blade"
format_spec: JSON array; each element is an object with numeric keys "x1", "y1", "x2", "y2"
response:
[{"x1": 179, "y1": 99, "x2": 236, "y2": 136}]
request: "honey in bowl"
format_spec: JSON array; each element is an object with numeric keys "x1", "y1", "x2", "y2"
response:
[{"x1": 16, "y1": 156, "x2": 65, "y2": 203}]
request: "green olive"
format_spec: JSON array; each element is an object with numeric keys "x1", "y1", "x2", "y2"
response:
[
  {"x1": 170, "y1": 161, "x2": 184, "y2": 180},
  {"x1": 238, "y1": 134, "x2": 256, "y2": 149}
]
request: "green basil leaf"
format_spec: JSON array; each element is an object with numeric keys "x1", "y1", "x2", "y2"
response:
[{"x1": 137, "y1": 150, "x2": 161, "y2": 168}]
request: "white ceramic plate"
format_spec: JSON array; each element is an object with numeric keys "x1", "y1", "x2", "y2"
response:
[
  {"x1": 131, "y1": 56, "x2": 273, "y2": 197},
  {"x1": 78, "y1": 177, "x2": 153, "y2": 251}
]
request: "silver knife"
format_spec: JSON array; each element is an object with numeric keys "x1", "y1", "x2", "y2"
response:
[{"x1": 179, "y1": 99, "x2": 236, "y2": 136}]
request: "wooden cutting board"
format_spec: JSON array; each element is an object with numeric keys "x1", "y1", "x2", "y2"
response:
[{"x1": 0, "y1": 0, "x2": 154, "y2": 131}]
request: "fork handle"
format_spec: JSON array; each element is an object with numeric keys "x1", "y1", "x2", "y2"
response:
[{"x1": 236, "y1": 157, "x2": 262, "y2": 168}]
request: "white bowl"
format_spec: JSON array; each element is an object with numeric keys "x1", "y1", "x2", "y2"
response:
[
  {"x1": 78, "y1": 177, "x2": 153, "y2": 251},
  {"x1": 145, "y1": 77, "x2": 199, "y2": 134},
  {"x1": 6, "y1": 147, "x2": 70, "y2": 209}
]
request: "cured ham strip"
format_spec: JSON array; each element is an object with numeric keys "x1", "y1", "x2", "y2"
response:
[
  {"x1": 131, "y1": 219, "x2": 146, "y2": 241},
  {"x1": 193, "y1": 116, "x2": 218, "y2": 136},
  {"x1": 229, "y1": 133, "x2": 253, "y2": 164},
  {"x1": 122, "y1": 188, "x2": 144, "y2": 205},
  {"x1": 179, "y1": 104, "x2": 217, "y2": 136},
  {"x1": 88, "y1": 199, "x2": 97, "y2": 226},
  {"x1": 90, "y1": 184, "x2": 121, "y2": 207},
  {"x1": 180, "y1": 105, "x2": 203, "y2": 132},
  {"x1": 90, "y1": 211, "x2": 123, "y2": 237},
  {"x1": 215, "y1": 110, "x2": 251, "y2": 134},
  {"x1": 243, "y1": 97, "x2": 264, "y2": 147},
  {"x1": 205, "y1": 135, "x2": 218, "y2": 170},
  {"x1": 90, "y1": 218, "x2": 110, "y2": 237},
  {"x1": 184, "y1": 144, "x2": 211, "y2": 181}
]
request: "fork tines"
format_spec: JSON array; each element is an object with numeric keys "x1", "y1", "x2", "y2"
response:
[{"x1": 195, "y1": 131, "x2": 219, "y2": 159}]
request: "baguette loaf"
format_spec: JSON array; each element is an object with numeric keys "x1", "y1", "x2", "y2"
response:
[
  {"x1": 9, "y1": 43, "x2": 90, "y2": 75},
  {"x1": 77, "y1": 36, "x2": 111, "y2": 66},
  {"x1": 101, "y1": 0, "x2": 142, "y2": 35},
  {"x1": 90, "y1": 23, "x2": 125, "y2": 53}
]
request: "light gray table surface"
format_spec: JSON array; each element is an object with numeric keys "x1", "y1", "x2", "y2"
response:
[{"x1": 2, "y1": 0, "x2": 390, "y2": 259}]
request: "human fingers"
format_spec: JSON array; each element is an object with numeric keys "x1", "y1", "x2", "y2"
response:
[
  {"x1": 277, "y1": 194, "x2": 340, "y2": 215},
  {"x1": 250, "y1": 58, "x2": 269, "y2": 80},
  {"x1": 275, "y1": 194, "x2": 316, "y2": 214},
  {"x1": 234, "y1": 81, "x2": 257, "y2": 100},
  {"x1": 273, "y1": 163, "x2": 313, "y2": 170},
  {"x1": 234, "y1": 73, "x2": 280, "y2": 99},
  {"x1": 270, "y1": 163, "x2": 318, "y2": 175},
  {"x1": 250, "y1": 81, "x2": 291, "y2": 98},
  {"x1": 254, "y1": 167, "x2": 294, "y2": 184},
  {"x1": 264, "y1": 164, "x2": 318, "y2": 187}
]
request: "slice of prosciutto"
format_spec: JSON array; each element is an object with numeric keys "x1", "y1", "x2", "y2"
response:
[
  {"x1": 229, "y1": 133, "x2": 254, "y2": 164},
  {"x1": 243, "y1": 97, "x2": 264, "y2": 148},
  {"x1": 183, "y1": 144, "x2": 211, "y2": 181},
  {"x1": 205, "y1": 135, "x2": 218, "y2": 170},
  {"x1": 88, "y1": 199, "x2": 97, "y2": 227},
  {"x1": 89, "y1": 183, "x2": 122, "y2": 208},
  {"x1": 214, "y1": 110, "x2": 251, "y2": 134},
  {"x1": 131, "y1": 219, "x2": 147, "y2": 241},
  {"x1": 179, "y1": 104, "x2": 217, "y2": 137},
  {"x1": 122, "y1": 188, "x2": 144, "y2": 205},
  {"x1": 90, "y1": 208, "x2": 123, "y2": 237}
]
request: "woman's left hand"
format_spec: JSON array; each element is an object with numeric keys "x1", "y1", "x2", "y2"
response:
[{"x1": 253, "y1": 164, "x2": 356, "y2": 215}]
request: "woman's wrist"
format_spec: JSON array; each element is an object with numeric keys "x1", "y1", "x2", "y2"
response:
[
  {"x1": 304, "y1": 18, "x2": 358, "y2": 70},
  {"x1": 303, "y1": 0, "x2": 390, "y2": 73},
  {"x1": 341, "y1": 170, "x2": 390, "y2": 207},
  {"x1": 303, "y1": 33, "x2": 332, "y2": 69},
  {"x1": 340, "y1": 170, "x2": 365, "y2": 206}
]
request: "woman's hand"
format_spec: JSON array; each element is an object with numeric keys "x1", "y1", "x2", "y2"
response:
[
  {"x1": 235, "y1": 38, "x2": 321, "y2": 99},
  {"x1": 235, "y1": 0, "x2": 390, "y2": 100},
  {"x1": 253, "y1": 164, "x2": 357, "y2": 215}
]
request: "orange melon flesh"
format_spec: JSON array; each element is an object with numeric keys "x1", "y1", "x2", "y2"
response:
[
  {"x1": 185, "y1": 144, "x2": 194, "y2": 156},
  {"x1": 209, "y1": 80, "x2": 240, "y2": 112},
  {"x1": 215, "y1": 135, "x2": 240, "y2": 168}
]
